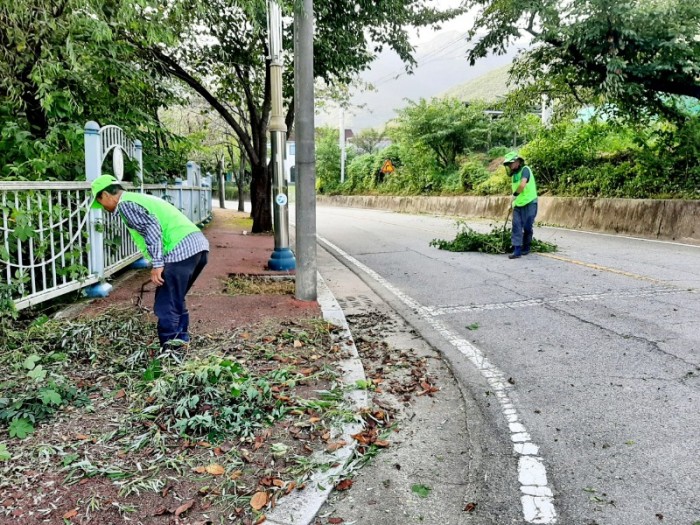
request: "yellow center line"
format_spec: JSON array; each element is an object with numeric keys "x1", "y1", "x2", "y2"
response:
[{"x1": 537, "y1": 252, "x2": 667, "y2": 285}]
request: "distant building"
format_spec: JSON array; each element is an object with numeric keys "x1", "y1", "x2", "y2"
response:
[{"x1": 285, "y1": 139, "x2": 296, "y2": 184}]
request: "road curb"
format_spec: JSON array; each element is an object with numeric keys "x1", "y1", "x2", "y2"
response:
[{"x1": 266, "y1": 272, "x2": 368, "y2": 525}]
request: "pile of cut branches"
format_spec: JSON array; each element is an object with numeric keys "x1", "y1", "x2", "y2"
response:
[{"x1": 430, "y1": 221, "x2": 557, "y2": 254}]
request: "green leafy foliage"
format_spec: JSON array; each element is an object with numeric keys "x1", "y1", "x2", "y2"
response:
[
  {"x1": 463, "y1": 0, "x2": 700, "y2": 121},
  {"x1": 138, "y1": 357, "x2": 292, "y2": 440},
  {"x1": 0, "y1": 443, "x2": 11, "y2": 461},
  {"x1": 8, "y1": 419, "x2": 34, "y2": 439},
  {"x1": 411, "y1": 483, "x2": 432, "y2": 498},
  {"x1": 0, "y1": 308, "x2": 157, "y2": 438},
  {"x1": 0, "y1": 1, "x2": 207, "y2": 182},
  {"x1": 430, "y1": 222, "x2": 557, "y2": 254},
  {"x1": 522, "y1": 117, "x2": 700, "y2": 198},
  {"x1": 315, "y1": 127, "x2": 345, "y2": 195},
  {"x1": 392, "y1": 98, "x2": 490, "y2": 170}
]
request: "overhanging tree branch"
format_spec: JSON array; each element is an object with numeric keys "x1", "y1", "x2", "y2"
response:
[{"x1": 149, "y1": 45, "x2": 259, "y2": 165}]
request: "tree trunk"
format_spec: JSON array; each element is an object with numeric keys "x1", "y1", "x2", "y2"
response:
[
  {"x1": 250, "y1": 162, "x2": 272, "y2": 233},
  {"x1": 20, "y1": 80, "x2": 49, "y2": 139}
]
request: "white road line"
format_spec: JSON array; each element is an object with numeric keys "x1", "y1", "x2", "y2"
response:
[
  {"x1": 426, "y1": 287, "x2": 685, "y2": 316},
  {"x1": 318, "y1": 235, "x2": 558, "y2": 524}
]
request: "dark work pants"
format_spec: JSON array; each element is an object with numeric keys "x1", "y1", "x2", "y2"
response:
[
  {"x1": 154, "y1": 251, "x2": 208, "y2": 347},
  {"x1": 511, "y1": 201, "x2": 538, "y2": 251}
]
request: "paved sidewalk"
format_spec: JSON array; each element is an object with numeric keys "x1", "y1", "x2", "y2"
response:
[{"x1": 90, "y1": 207, "x2": 320, "y2": 329}]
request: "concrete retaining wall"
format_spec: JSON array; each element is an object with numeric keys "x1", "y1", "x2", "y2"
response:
[{"x1": 317, "y1": 195, "x2": 700, "y2": 244}]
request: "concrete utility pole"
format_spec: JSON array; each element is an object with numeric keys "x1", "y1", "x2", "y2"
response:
[
  {"x1": 267, "y1": 0, "x2": 296, "y2": 271},
  {"x1": 294, "y1": 0, "x2": 317, "y2": 300},
  {"x1": 339, "y1": 107, "x2": 346, "y2": 183}
]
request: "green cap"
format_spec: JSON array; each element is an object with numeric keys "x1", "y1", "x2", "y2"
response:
[
  {"x1": 91, "y1": 175, "x2": 119, "y2": 209},
  {"x1": 503, "y1": 151, "x2": 522, "y2": 165}
]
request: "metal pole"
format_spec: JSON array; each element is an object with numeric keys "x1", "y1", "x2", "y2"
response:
[
  {"x1": 339, "y1": 107, "x2": 346, "y2": 183},
  {"x1": 294, "y1": 0, "x2": 317, "y2": 300},
  {"x1": 267, "y1": 0, "x2": 296, "y2": 271},
  {"x1": 218, "y1": 157, "x2": 226, "y2": 209}
]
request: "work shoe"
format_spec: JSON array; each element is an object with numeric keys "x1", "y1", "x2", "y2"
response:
[
  {"x1": 160, "y1": 339, "x2": 190, "y2": 362},
  {"x1": 509, "y1": 246, "x2": 522, "y2": 259},
  {"x1": 508, "y1": 253, "x2": 521, "y2": 259}
]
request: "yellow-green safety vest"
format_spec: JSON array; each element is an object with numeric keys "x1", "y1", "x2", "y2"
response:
[
  {"x1": 119, "y1": 192, "x2": 200, "y2": 262},
  {"x1": 512, "y1": 165, "x2": 538, "y2": 207}
]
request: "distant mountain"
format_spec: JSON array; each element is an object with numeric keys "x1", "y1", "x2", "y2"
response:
[
  {"x1": 439, "y1": 63, "x2": 512, "y2": 103},
  {"x1": 316, "y1": 31, "x2": 519, "y2": 132}
]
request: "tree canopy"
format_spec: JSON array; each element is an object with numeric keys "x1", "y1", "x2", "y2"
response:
[
  {"x1": 463, "y1": 0, "x2": 700, "y2": 120},
  {"x1": 0, "y1": 0, "x2": 189, "y2": 181},
  {"x1": 392, "y1": 98, "x2": 490, "y2": 170},
  {"x1": 127, "y1": 0, "x2": 465, "y2": 231}
]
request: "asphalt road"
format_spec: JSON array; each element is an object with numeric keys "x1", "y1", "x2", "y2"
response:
[{"x1": 308, "y1": 204, "x2": 700, "y2": 525}]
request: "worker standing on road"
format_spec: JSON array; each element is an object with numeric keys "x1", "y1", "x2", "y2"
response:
[
  {"x1": 503, "y1": 152, "x2": 538, "y2": 259},
  {"x1": 91, "y1": 175, "x2": 209, "y2": 352}
]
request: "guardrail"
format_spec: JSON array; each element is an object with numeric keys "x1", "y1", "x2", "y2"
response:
[{"x1": 0, "y1": 181, "x2": 212, "y2": 312}]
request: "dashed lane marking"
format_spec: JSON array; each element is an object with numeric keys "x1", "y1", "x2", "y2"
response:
[
  {"x1": 426, "y1": 287, "x2": 687, "y2": 316},
  {"x1": 318, "y1": 235, "x2": 558, "y2": 524}
]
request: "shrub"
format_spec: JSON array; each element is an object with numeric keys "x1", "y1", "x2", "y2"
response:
[{"x1": 459, "y1": 159, "x2": 491, "y2": 191}]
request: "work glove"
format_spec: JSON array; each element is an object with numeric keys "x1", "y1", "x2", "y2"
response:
[{"x1": 511, "y1": 195, "x2": 518, "y2": 208}]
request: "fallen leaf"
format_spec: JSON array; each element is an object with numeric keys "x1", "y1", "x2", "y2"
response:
[
  {"x1": 374, "y1": 440, "x2": 390, "y2": 448},
  {"x1": 272, "y1": 479, "x2": 285, "y2": 488},
  {"x1": 75, "y1": 434, "x2": 90, "y2": 441},
  {"x1": 351, "y1": 432, "x2": 371, "y2": 445},
  {"x1": 260, "y1": 477, "x2": 274, "y2": 487},
  {"x1": 293, "y1": 340, "x2": 303, "y2": 348},
  {"x1": 254, "y1": 515, "x2": 267, "y2": 524},
  {"x1": 411, "y1": 484, "x2": 431, "y2": 498},
  {"x1": 153, "y1": 506, "x2": 171, "y2": 516},
  {"x1": 464, "y1": 502, "x2": 477, "y2": 512},
  {"x1": 308, "y1": 417, "x2": 321, "y2": 424},
  {"x1": 197, "y1": 441, "x2": 211, "y2": 448},
  {"x1": 250, "y1": 492, "x2": 268, "y2": 510},
  {"x1": 193, "y1": 466, "x2": 207, "y2": 474},
  {"x1": 205, "y1": 464, "x2": 225, "y2": 476},
  {"x1": 114, "y1": 389, "x2": 126, "y2": 399},
  {"x1": 62, "y1": 509, "x2": 78, "y2": 519},
  {"x1": 285, "y1": 481, "x2": 297, "y2": 494},
  {"x1": 175, "y1": 499, "x2": 195, "y2": 517},
  {"x1": 299, "y1": 368, "x2": 314, "y2": 376},
  {"x1": 241, "y1": 332, "x2": 251, "y2": 340},
  {"x1": 328, "y1": 518, "x2": 344, "y2": 524},
  {"x1": 230, "y1": 470, "x2": 243, "y2": 480},
  {"x1": 213, "y1": 447, "x2": 223, "y2": 456},
  {"x1": 326, "y1": 441, "x2": 347, "y2": 452},
  {"x1": 335, "y1": 479, "x2": 353, "y2": 491}
]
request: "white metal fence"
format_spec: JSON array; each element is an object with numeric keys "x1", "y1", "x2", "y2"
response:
[
  {"x1": 0, "y1": 122, "x2": 212, "y2": 312},
  {"x1": 0, "y1": 180, "x2": 212, "y2": 311}
]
